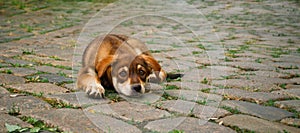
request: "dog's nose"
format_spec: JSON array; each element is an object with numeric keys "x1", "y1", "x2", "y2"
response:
[{"x1": 132, "y1": 84, "x2": 141, "y2": 92}]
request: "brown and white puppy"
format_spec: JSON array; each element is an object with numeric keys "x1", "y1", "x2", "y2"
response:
[{"x1": 76, "y1": 34, "x2": 167, "y2": 98}]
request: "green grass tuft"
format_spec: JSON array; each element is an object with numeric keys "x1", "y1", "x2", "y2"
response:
[{"x1": 222, "y1": 106, "x2": 241, "y2": 114}]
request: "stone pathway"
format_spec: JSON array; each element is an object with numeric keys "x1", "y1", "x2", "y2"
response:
[{"x1": 1, "y1": 0, "x2": 300, "y2": 132}]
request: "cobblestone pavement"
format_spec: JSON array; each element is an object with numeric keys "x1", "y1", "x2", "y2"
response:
[{"x1": 1, "y1": 0, "x2": 300, "y2": 132}]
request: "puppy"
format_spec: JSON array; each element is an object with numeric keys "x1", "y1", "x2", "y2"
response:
[{"x1": 76, "y1": 34, "x2": 167, "y2": 98}]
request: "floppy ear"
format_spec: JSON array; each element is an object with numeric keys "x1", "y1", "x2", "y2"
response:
[
  {"x1": 95, "y1": 55, "x2": 116, "y2": 79},
  {"x1": 140, "y1": 54, "x2": 166, "y2": 83}
]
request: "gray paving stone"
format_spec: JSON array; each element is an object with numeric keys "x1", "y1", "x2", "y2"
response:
[
  {"x1": 0, "y1": 73, "x2": 26, "y2": 85},
  {"x1": 271, "y1": 62, "x2": 300, "y2": 69},
  {"x1": 234, "y1": 52, "x2": 272, "y2": 59},
  {"x1": 195, "y1": 57, "x2": 212, "y2": 66},
  {"x1": 46, "y1": 92, "x2": 110, "y2": 108},
  {"x1": 217, "y1": 114, "x2": 300, "y2": 133},
  {"x1": 285, "y1": 85, "x2": 300, "y2": 89},
  {"x1": 34, "y1": 65, "x2": 72, "y2": 77},
  {"x1": 247, "y1": 75, "x2": 294, "y2": 85},
  {"x1": 86, "y1": 101, "x2": 170, "y2": 122},
  {"x1": 6, "y1": 83, "x2": 69, "y2": 95},
  {"x1": 272, "y1": 88, "x2": 300, "y2": 99},
  {"x1": 0, "y1": 86, "x2": 9, "y2": 95},
  {"x1": 0, "y1": 113, "x2": 33, "y2": 133},
  {"x1": 183, "y1": 68, "x2": 235, "y2": 81},
  {"x1": 241, "y1": 70, "x2": 290, "y2": 78},
  {"x1": 221, "y1": 100, "x2": 294, "y2": 121},
  {"x1": 165, "y1": 90, "x2": 223, "y2": 107},
  {"x1": 29, "y1": 109, "x2": 101, "y2": 133},
  {"x1": 281, "y1": 118, "x2": 300, "y2": 127},
  {"x1": 63, "y1": 83, "x2": 77, "y2": 91},
  {"x1": 224, "y1": 61, "x2": 275, "y2": 71},
  {"x1": 275, "y1": 100, "x2": 300, "y2": 112},
  {"x1": 166, "y1": 81, "x2": 216, "y2": 91},
  {"x1": 212, "y1": 78, "x2": 282, "y2": 92},
  {"x1": 0, "y1": 63, "x2": 11, "y2": 68},
  {"x1": 35, "y1": 46, "x2": 74, "y2": 61},
  {"x1": 86, "y1": 112, "x2": 142, "y2": 133},
  {"x1": 161, "y1": 59, "x2": 197, "y2": 71},
  {"x1": 122, "y1": 90, "x2": 164, "y2": 104},
  {"x1": 207, "y1": 65, "x2": 240, "y2": 72},
  {"x1": 214, "y1": 88, "x2": 289, "y2": 104},
  {"x1": 20, "y1": 55, "x2": 54, "y2": 65},
  {"x1": 160, "y1": 100, "x2": 230, "y2": 119},
  {"x1": 0, "y1": 67, "x2": 37, "y2": 76},
  {"x1": 37, "y1": 73, "x2": 73, "y2": 84},
  {"x1": 0, "y1": 95, "x2": 51, "y2": 115},
  {"x1": 4, "y1": 58, "x2": 35, "y2": 66},
  {"x1": 290, "y1": 77, "x2": 300, "y2": 84},
  {"x1": 145, "y1": 117, "x2": 235, "y2": 133},
  {"x1": 275, "y1": 55, "x2": 300, "y2": 64},
  {"x1": 281, "y1": 69, "x2": 300, "y2": 77},
  {"x1": 180, "y1": 69, "x2": 201, "y2": 82}
]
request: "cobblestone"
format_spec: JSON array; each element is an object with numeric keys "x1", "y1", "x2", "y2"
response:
[
  {"x1": 0, "y1": 95, "x2": 51, "y2": 115},
  {"x1": 218, "y1": 114, "x2": 300, "y2": 133},
  {"x1": 46, "y1": 92, "x2": 110, "y2": 108},
  {"x1": 0, "y1": 73, "x2": 26, "y2": 85},
  {"x1": 160, "y1": 100, "x2": 230, "y2": 119},
  {"x1": 165, "y1": 90, "x2": 223, "y2": 107},
  {"x1": 145, "y1": 117, "x2": 235, "y2": 133},
  {"x1": 221, "y1": 100, "x2": 294, "y2": 121},
  {"x1": 214, "y1": 88, "x2": 289, "y2": 104},
  {"x1": 273, "y1": 88, "x2": 300, "y2": 99},
  {"x1": 281, "y1": 118, "x2": 300, "y2": 127},
  {"x1": 36, "y1": 73, "x2": 73, "y2": 85},
  {"x1": 212, "y1": 78, "x2": 282, "y2": 92},
  {"x1": 167, "y1": 81, "x2": 215, "y2": 91},
  {"x1": 0, "y1": 113, "x2": 33, "y2": 133},
  {"x1": 0, "y1": 67, "x2": 37, "y2": 77},
  {"x1": 275, "y1": 100, "x2": 300, "y2": 112},
  {"x1": 0, "y1": 0, "x2": 299, "y2": 132},
  {"x1": 6, "y1": 83, "x2": 69, "y2": 95},
  {"x1": 86, "y1": 101, "x2": 170, "y2": 122},
  {"x1": 29, "y1": 109, "x2": 101, "y2": 133}
]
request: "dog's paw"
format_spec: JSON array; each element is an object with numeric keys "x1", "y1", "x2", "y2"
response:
[{"x1": 84, "y1": 82, "x2": 105, "y2": 99}]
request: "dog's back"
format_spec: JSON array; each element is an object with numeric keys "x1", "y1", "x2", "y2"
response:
[{"x1": 82, "y1": 34, "x2": 150, "y2": 68}]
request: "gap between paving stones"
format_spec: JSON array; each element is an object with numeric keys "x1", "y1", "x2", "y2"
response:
[{"x1": 1, "y1": 0, "x2": 300, "y2": 132}]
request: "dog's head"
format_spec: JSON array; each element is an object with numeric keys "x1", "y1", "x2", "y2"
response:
[{"x1": 109, "y1": 54, "x2": 166, "y2": 97}]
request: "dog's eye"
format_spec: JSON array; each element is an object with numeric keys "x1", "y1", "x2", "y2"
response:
[
  {"x1": 119, "y1": 70, "x2": 127, "y2": 78},
  {"x1": 139, "y1": 70, "x2": 145, "y2": 76}
]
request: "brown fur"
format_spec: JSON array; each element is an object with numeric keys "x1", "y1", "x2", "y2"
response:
[{"x1": 76, "y1": 34, "x2": 166, "y2": 98}]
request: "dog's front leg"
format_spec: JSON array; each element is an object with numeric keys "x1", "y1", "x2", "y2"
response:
[{"x1": 76, "y1": 67, "x2": 105, "y2": 98}]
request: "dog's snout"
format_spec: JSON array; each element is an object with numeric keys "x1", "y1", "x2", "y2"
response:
[{"x1": 132, "y1": 84, "x2": 141, "y2": 92}]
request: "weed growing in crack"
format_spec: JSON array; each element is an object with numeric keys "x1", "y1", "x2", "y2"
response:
[
  {"x1": 255, "y1": 58, "x2": 262, "y2": 63},
  {"x1": 221, "y1": 106, "x2": 241, "y2": 114},
  {"x1": 201, "y1": 88, "x2": 211, "y2": 93},
  {"x1": 201, "y1": 77, "x2": 209, "y2": 84},
  {"x1": 22, "y1": 49, "x2": 35, "y2": 55},
  {"x1": 195, "y1": 100, "x2": 207, "y2": 105},
  {"x1": 164, "y1": 85, "x2": 180, "y2": 90},
  {"x1": 8, "y1": 103, "x2": 20, "y2": 116},
  {"x1": 263, "y1": 100, "x2": 276, "y2": 107},
  {"x1": 25, "y1": 75, "x2": 49, "y2": 83},
  {"x1": 161, "y1": 92, "x2": 178, "y2": 101},
  {"x1": 44, "y1": 98, "x2": 79, "y2": 109},
  {"x1": 168, "y1": 129, "x2": 185, "y2": 133},
  {"x1": 0, "y1": 69, "x2": 13, "y2": 74}
]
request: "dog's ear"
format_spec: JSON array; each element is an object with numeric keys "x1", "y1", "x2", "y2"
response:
[
  {"x1": 95, "y1": 55, "x2": 116, "y2": 79},
  {"x1": 140, "y1": 54, "x2": 166, "y2": 83}
]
